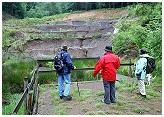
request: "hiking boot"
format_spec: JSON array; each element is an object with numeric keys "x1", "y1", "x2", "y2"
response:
[
  {"x1": 101, "y1": 99, "x2": 109, "y2": 105},
  {"x1": 111, "y1": 100, "x2": 116, "y2": 103},
  {"x1": 141, "y1": 95, "x2": 146, "y2": 98},
  {"x1": 60, "y1": 96, "x2": 63, "y2": 99},
  {"x1": 136, "y1": 92, "x2": 140, "y2": 95},
  {"x1": 137, "y1": 92, "x2": 146, "y2": 98},
  {"x1": 63, "y1": 95, "x2": 72, "y2": 101}
]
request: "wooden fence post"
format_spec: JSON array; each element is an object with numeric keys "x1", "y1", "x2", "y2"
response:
[
  {"x1": 32, "y1": 84, "x2": 39, "y2": 115},
  {"x1": 32, "y1": 62, "x2": 39, "y2": 114},
  {"x1": 24, "y1": 76, "x2": 28, "y2": 115},
  {"x1": 28, "y1": 92, "x2": 32, "y2": 114}
]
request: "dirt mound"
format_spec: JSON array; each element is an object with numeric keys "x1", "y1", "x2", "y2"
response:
[{"x1": 61, "y1": 9, "x2": 128, "y2": 21}]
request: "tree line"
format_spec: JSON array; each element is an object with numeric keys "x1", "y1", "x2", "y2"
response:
[{"x1": 2, "y1": 2, "x2": 136, "y2": 19}]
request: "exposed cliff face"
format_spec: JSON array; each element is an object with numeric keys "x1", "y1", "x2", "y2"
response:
[
  {"x1": 24, "y1": 19, "x2": 117, "y2": 58},
  {"x1": 3, "y1": 9, "x2": 130, "y2": 60},
  {"x1": 24, "y1": 36, "x2": 112, "y2": 58}
]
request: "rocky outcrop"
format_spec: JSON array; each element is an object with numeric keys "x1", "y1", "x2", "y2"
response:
[{"x1": 24, "y1": 19, "x2": 117, "y2": 58}]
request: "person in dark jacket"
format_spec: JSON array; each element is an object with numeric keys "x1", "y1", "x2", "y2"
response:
[
  {"x1": 55, "y1": 45, "x2": 76, "y2": 101},
  {"x1": 93, "y1": 46, "x2": 120, "y2": 104}
]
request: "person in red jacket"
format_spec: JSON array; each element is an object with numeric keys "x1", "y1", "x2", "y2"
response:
[{"x1": 93, "y1": 46, "x2": 120, "y2": 104}]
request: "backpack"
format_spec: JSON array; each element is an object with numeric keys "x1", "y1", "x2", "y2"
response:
[
  {"x1": 145, "y1": 56, "x2": 155, "y2": 74},
  {"x1": 54, "y1": 51, "x2": 65, "y2": 71}
]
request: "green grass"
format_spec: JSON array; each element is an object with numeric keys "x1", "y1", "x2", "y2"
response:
[
  {"x1": 82, "y1": 108, "x2": 90, "y2": 113},
  {"x1": 70, "y1": 89, "x2": 93, "y2": 102},
  {"x1": 29, "y1": 33, "x2": 75, "y2": 39},
  {"x1": 2, "y1": 60, "x2": 36, "y2": 95},
  {"x1": 85, "y1": 111, "x2": 107, "y2": 115},
  {"x1": 53, "y1": 105, "x2": 69, "y2": 115},
  {"x1": 38, "y1": 72, "x2": 57, "y2": 84},
  {"x1": 96, "y1": 91, "x2": 104, "y2": 96},
  {"x1": 94, "y1": 102, "x2": 104, "y2": 108},
  {"x1": 39, "y1": 84, "x2": 54, "y2": 92},
  {"x1": 53, "y1": 102, "x2": 73, "y2": 115},
  {"x1": 42, "y1": 13, "x2": 71, "y2": 22},
  {"x1": 132, "y1": 107, "x2": 146, "y2": 114},
  {"x1": 2, "y1": 93, "x2": 24, "y2": 115},
  {"x1": 48, "y1": 86, "x2": 73, "y2": 114},
  {"x1": 4, "y1": 13, "x2": 71, "y2": 27}
]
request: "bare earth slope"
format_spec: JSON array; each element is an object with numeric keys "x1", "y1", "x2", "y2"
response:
[{"x1": 23, "y1": 9, "x2": 129, "y2": 59}]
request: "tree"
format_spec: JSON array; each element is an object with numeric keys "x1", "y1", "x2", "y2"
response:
[
  {"x1": 2, "y1": 2, "x2": 27, "y2": 18},
  {"x1": 26, "y1": 2, "x2": 37, "y2": 11},
  {"x1": 96, "y1": 2, "x2": 106, "y2": 9}
]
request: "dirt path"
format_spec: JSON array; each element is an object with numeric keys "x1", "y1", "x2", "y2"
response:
[{"x1": 38, "y1": 75, "x2": 162, "y2": 115}]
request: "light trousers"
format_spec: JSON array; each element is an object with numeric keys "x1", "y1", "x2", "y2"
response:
[{"x1": 138, "y1": 79, "x2": 146, "y2": 95}]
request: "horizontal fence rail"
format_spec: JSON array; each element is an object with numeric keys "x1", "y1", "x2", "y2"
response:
[
  {"x1": 37, "y1": 57, "x2": 100, "y2": 62},
  {"x1": 37, "y1": 57, "x2": 134, "y2": 73},
  {"x1": 38, "y1": 64, "x2": 134, "y2": 73}
]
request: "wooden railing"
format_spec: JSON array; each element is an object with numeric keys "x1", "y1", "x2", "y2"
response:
[
  {"x1": 38, "y1": 57, "x2": 134, "y2": 77},
  {"x1": 11, "y1": 57, "x2": 134, "y2": 115},
  {"x1": 11, "y1": 64, "x2": 39, "y2": 115}
]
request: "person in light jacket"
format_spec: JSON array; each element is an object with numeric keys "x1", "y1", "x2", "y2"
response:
[
  {"x1": 135, "y1": 48, "x2": 148, "y2": 98},
  {"x1": 93, "y1": 46, "x2": 120, "y2": 104}
]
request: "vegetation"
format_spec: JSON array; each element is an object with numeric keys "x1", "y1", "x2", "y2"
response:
[
  {"x1": 2, "y1": 60, "x2": 36, "y2": 96},
  {"x1": 2, "y1": 2, "x2": 134, "y2": 19},
  {"x1": 112, "y1": 3, "x2": 162, "y2": 77},
  {"x1": 2, "y1": 2, "x2": 162, "y2": 115},
  {"x1": 2, "y1": 93, "x2": 24, "y2": 115}
]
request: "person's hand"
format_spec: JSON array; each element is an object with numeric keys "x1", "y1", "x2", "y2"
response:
[
  {"x1": 74, "y1": 66, "x2": 76, "y2": 69},
  {"x1": 100, "y1": 70, "x2": 102, "y2": 75},
  {"x1": 92, "y1": 73, "x2": 96, "y2": 77}
]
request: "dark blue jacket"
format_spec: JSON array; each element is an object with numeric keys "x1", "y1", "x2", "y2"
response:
[{"x1": 56, "y1": 50, "x2": 74, "y2": 75}]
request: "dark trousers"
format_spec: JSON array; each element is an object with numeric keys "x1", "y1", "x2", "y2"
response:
[{"x1": 103, "y1": 79, "x2": 116, "y2": 104}]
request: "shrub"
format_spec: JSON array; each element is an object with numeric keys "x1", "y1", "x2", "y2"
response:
[
  {"x1": 2, "y1": 60, "x2": 36, "y2": 95},
  {"x1": 113, "y1": 3, "x2": 162, "y2": 77}
]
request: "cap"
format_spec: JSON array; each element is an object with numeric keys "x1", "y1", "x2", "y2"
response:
[{"x1": 104, "y1": 46, "x2": 112, "y2": 52}]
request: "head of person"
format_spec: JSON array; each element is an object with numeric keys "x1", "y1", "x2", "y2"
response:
[
  {"x1": 104, "y1": 46, "x2": 112, "y2": 53},
  {"x1": 61, "y1": 45, "x2": 68, "y2": 51},
  {"x1": 139, "y1": 48, "x2": 147, "y2": 55}
]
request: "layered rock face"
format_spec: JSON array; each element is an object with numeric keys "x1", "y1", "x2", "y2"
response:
[{"x1": 24, "y1": 19, "x2": 117, "y2": 58}]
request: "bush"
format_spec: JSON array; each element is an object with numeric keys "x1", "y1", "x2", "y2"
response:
[
  {"x1": 113, "y1": 3, "x2": 162, "y2": 77},
  {"x1": 2, "y1": 60, "x2": 36, "y2": 96}
]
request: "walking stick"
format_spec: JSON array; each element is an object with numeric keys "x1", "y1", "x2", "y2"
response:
[{"x1": 75, "y1": 72, "x2": 80, "y2": 96}]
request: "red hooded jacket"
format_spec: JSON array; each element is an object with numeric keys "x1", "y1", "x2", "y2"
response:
[{"x1": 93, "y1": 52, "x2": 120, "y2": 81}]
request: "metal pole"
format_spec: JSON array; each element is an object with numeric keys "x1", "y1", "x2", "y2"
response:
[{"x1": 75, "y1": 72, "x2": 80, "y2": 96}]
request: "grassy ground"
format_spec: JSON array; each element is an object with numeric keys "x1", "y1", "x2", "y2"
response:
[{"x1": 38, "y1": 76, "x2": 162, "y2": 115}]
